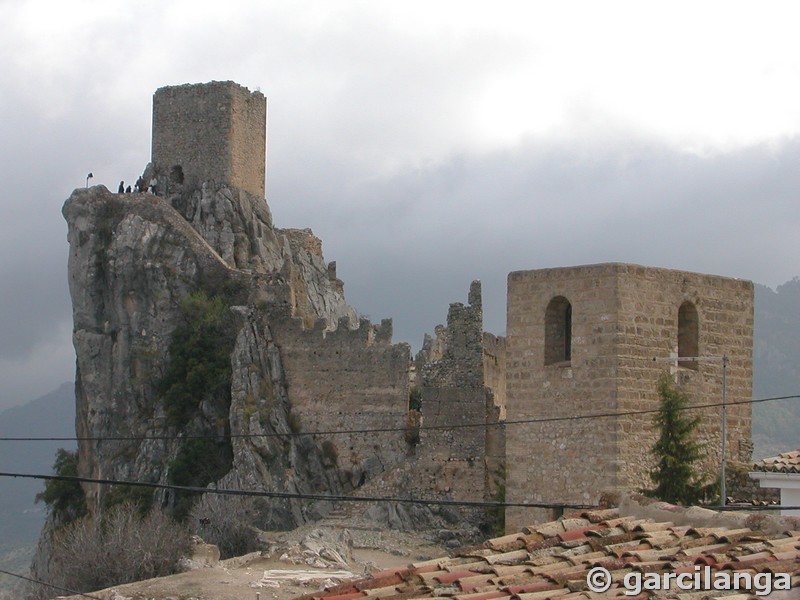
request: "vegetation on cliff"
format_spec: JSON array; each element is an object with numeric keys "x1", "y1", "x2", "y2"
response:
[
  {"x1": 160, "y1": 291, "x2": 237, "y2": 428},
  {"x1": 158, "y1": 291, "x2": 238, "y2": 519},
  {"x1": 35, "y1": 449, "x2": 86, "y2": 526}
]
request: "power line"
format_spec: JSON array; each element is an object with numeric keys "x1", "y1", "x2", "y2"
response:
[
  {"x1": 1, "y1": 469, "x2": 797, "y2": 516},
  {"x1": 0, "y1": 470, "x2": 593, "y2": 510},
  {"x1": 0, "y1": 567, "x2": 102, "y2": 599},
  {"x1": 0, "y1": 393, "x2": 797, "y2": 443}
]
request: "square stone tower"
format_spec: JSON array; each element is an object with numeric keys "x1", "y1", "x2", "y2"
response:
[
  {"x1": 152, "y1": 81, "x2": 266, "y2": 198},
  {"x1": 504, "y1": 263, "x2": 753, "y2": 530}
]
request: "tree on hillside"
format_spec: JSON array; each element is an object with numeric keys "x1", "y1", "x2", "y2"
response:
[
  {"x1": 646, "y1": 372, "x2": 708, "y2": 505},
  {"x1": 36, "y1": 448, "x2": 87, "y2": 525}
]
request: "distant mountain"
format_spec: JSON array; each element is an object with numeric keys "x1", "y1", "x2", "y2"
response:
[
  {"x1": 752, "y1": 279, "x2": 800, "y2": 459},
  {"x1": 0, "y1": 382, "x2": 75, "y2": 549}
]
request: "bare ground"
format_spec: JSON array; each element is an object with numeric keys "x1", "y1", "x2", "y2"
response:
[{"x1": 56, "y1": 516, "x2": 448, "y2": 600}]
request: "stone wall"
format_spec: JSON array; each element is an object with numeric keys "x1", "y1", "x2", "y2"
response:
[
  {"x1": 505, "y1": 263, "x2": 753, "y2": 531},
  {"x1": 152, "y1": 81, "x2": 266, "y2": 198},
  {"x1": 614, "y1": 265, "x2": 753, "y2": 491},
  {"x1": 269, "y1": 315, "x2": 411, "y2": 489},
  {"x1": 403, "y1": 282, "x2": 506, "y2": 528}
]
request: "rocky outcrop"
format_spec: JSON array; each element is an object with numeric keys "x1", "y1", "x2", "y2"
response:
[
  {"x1": 31, "y1": 183, "x2": 364, "y2": 589},
  {"x1": 164, "y1": 179, "x2": 356, "y2": 327},
  {"x1": 62, "y1": 182, "x2": 358, "y2": 514}
]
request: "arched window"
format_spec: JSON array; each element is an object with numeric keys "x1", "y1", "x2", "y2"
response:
[
  {"x1": 545, "y1": 296, "x2": 572, "y2": 365},
  {"x1": 678, "y1": 301, "x2": 699, "y2": 370}
]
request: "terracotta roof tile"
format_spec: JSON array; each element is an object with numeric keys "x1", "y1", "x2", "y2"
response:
[
  {"x1": 484, "y1": 550, "x2": 530, "y2": 565},
  {"x1": 494, "y1": 573, "x2": 545, "y2": 588},
  {"x1": 409, "y1": 559, "x2": 444, "y2": 571},
  {"x1": 361, "y1": 586, "x2": 403, "y2": 598},
  {"x1": 488, "y1": 533, "x2": 527, "y2": 548},
  {"x1": 302, "y1": 502, "x2": 800, "y2": 600},
  {"x1": 579, "y1": 508, "x2": 620, "y2": 523},
  {"x1": 565, "y1": 551, "x2": 607, "y2": 566},
  {"x1": 356, "y1": 573, "x2": 408, "y2": 591},
  {"x1": 503, "y1": 581, "x2": 561, "y2": 595},
  {"x1": 631, "y1": 521, "x2": 675, "y2": 532},
  {"x1": 638, "y1": 531, "x2": 682, "y2": 548},
  {"x1": 766, "y1": 534, "x2": 800, "y2": 548},
  {"x1": 754, "y1": 448, "x2": 800, "y2": 473},
  {"x1": 369, "y1": 568, "x2": 414, "y2": 580},
  {"x1": 560, "y1": 519, "x2": 592, "y2": 531},
  {"x1": 529, "y1": 522, "x2": 567, "y2": 537},
  {"x1": 513, "y1": 588, "x2": 570, "y2": 600},
  {"x1": 760, "y1": 558, "x2": 800, "y2": 574},
  {"x1": 417, "y1": 570, "x2": 450, "y2": 584},
  {"x1": 322, "y1": 592, "x2": 366, "y2": 600},
  {"x1": 453, "y1": 590, "x2": 511, "y2": 600},
  {"x1": 456, "y1": 573, "x2": 498, "y2": 591},
  {"x1": 433, "y1": 571, "x2": 479, "y2": 585},
  {"x1": 490, "y1": 565, "x2": 532, "y2": 578}
]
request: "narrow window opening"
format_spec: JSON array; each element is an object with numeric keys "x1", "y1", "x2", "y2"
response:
[
  {"x1": 678, "y1": 301, "x2": 699, "y2": 370},
  {"x1": 545, "y1": 296, "x2": 572, "y2": 365},
  {"x1": 170, "y1": 164, "x2": 185, "y2": 185}
]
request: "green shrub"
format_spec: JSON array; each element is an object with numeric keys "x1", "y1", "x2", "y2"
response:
[
  {"x1": 101, "y1": 483, "x2": 154, "y2": 514},
  {"x1": 321, "y1": 440, "x2": 338, "y2": 466},
  {"x1": 159, "y1": 292, "x2": 236, "y2": 428},
  {"x1": 36, "y1": 448, "x2": 87, "y2": 525},
  {"x1": 409, "y1": 387, "x2": 422, "y2": 411},
  {"x1": 168, "y1": 438, "x2": 233, "y2": 520}
]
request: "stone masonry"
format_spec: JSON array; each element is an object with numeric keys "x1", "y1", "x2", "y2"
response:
[
  {"x1": 504, "y1": 263, "x2": 753, "y2": 530},
  {"x1": 269, "y1": 314, "x2": 412, "y2": 490},
  {"x1": 408, "y1": 282, "x2": 506, "y2": 518},
  {"x1": 152, "y1": 81, "x2": 266, "y2": 198}
]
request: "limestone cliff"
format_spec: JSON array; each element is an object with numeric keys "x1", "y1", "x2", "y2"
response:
[{"x1": 63, "y1": 182, "x2": 359, "y2": 517}]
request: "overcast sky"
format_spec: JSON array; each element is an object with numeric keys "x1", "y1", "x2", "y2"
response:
[{"x1": 1, "y1": 1, "x2": 799, "y2": 410}]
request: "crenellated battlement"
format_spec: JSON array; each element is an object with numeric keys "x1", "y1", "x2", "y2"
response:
[{"x1": 273, "y1": 312, "x2": 395, "y2": 347}]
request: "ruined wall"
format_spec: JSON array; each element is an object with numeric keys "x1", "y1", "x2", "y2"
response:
[
  {"x1": 505, "y1": 263, "x2": 753, "y2": 531},
  {"x1": 483, "y1": 333, "x2": 506, "y2": 506},
  {"x1": 152, "y1": 81, "x2": 266, "y2": 198},
  {"x1": 409, "y1": 281, "x2": 502, "y2": 519},
  {"x1": 269, "y1": 315, "x2": 412, "y2": 489}
]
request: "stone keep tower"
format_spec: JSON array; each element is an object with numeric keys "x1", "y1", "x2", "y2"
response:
[
  {"x1": 504, "y1": 263, "x2": 753, "y2": 530},
  {"x1": 152, "y1": 81, "x2": 266, "y2": 198}
]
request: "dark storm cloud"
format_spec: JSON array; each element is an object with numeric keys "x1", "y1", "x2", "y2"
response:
[
  {"x1": 276, "y1": 135, "x2": 800, "y2": 348},
  {"x1": 1, "y1": 1, "x2": 799, "y2": 408}
]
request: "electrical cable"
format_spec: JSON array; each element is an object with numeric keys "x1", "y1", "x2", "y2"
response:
[
  {"x1": 0, "y1": 470, "x2": 795, "y2": 513},
  {"x1": 0, "y1": 393, "x2": 795, "y2": 443},
  {"x1": 0, "y1": 567, "x2": 102, "y2": 599},
  {"x1": 0, "y1": 470, "x2": 594, "y2": 510}
]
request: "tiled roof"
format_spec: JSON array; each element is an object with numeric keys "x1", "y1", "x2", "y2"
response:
[
  {"x1": 754, "y1": 450, "x2": 800, "y2": 474},
  {"x1": 297, "y1": 504, "x2": 800, "y2": 600}
]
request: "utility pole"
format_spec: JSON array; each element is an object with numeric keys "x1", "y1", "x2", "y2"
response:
[{"x1": 652, "y1": 354, "x2": 729, "y2": 504}]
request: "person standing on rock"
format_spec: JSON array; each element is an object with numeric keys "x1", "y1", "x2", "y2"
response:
[
  {"x1": 118, "y1": 181, "x2": 125, "y2": 193},
  {"x1": 135, "y1": 176, "x2": 146, "y2": 193}
]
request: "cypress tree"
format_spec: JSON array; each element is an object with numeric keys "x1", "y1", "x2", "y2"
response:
[{"x1": 647, "y1": 372, "x2": 707, "y2": 505}]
